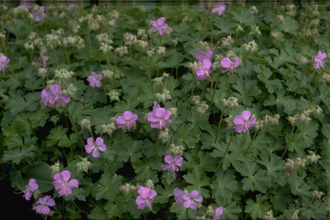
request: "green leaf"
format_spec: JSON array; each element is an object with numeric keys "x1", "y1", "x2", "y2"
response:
[
  {"x1": 24, "y1": 162, "x2": 53, "y2": 192},
  {"x1": 240, "y1": 161, "x2": 271, "y2": 193},
  {"x1": 256, "y1": 153, "x2": 286, "y2": 185},
  {"x1": 210, "y1": 168, "x2": 240, "y2": 204},
  {"x1": 245, "y1": 194, "x2": 271, "y2": 220},
  {"x1": 3, "y1": 145, "x2": 37, "y2": 164},
  {"x1": 94, "y1": 172, "x2": 123, "y2": 201},
  {"x1": 288, "y1": 173, "x2": 311, "y2": 198},
  {"x1": 270, "y1": 184, "x2": 293, "y2": 211},
  {"x1": 88, "y1": 207, "x2": 108, "y2": 220},
  {"x1": 47, "y1": 126, "x2": 68, "y2": 147},
  {"x1": 116, "y1": 140, "x2": 143, "y2": 163},
  {"x1": 183, "y1": 168, "x2": 210, "y2": 198},
  {"x1": 132, "y1": 159, "x2": 158, "y2": 182},
  {"x1": 66, "y1": 187, "x2": 86, "y2": 201},
  {"x1": 254, "y1": 64, "x2": 283, "y2": 94},
  {"x1": 233, "y1": 78, "x2": 261, "y2": 106}
]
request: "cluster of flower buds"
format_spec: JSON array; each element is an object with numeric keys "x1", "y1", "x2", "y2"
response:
[
  {"x1": 62, "y1": 83, "x2": 77, "y2": 97},
  {"x1": 119, "y1": 183, "x2": 136, "y2": 197},
  {"x1": 134, "y1": 39, "x2": 149, "y2": 51},
  {"x1": 186, "y1": 61, "x2": 200, "y2": 73},
  {"x1": 218, "y1": 35, "x2": 235, "y2": 49},
  {"x1": 242, "y1": 40, "x2": 258, "y2": 53},
  {"x1": 275, "y1": 15, "x2": 285, "y2": 25},
  {"x1": 156, "y1": 46, "x2": 166, "y2": 56},
  {"x1": 45, "y1": 33, "x2": 62, "y2": 50},
  {"x1": 249, "y1": 25, "x2": 261, "y2": 37},
  {"x1": 80, "y1": 118, "x2": 91, "y2": 131},
  {"x1": 285, "y1": 157, "x2": 307, "y2": 171},
  {"x1": 101, "y1": 70, "x2": 114, "y2": 79},
  {"x1": 168, "y1": 107, "x2": 178, "y2": 117},
  {"x1": 13, "y1": 6, "x2": 33, "y2": 19},
  {"x1": 50, "y1": 161, "x2": 60, "y2": 175},
  {"x1": 196, "y1": 101, "x2": 209, "y2": 116},
  {"x1": 318, "y1": 72, "x2": 330, "y2": 84},
  {"x1": 236, "y1": 24, "x2": 244, "y2": 33},
  {"x1": 155, "y1": 89, "x2": 172, "y2": 103},
  {"x1": 284, "y1": 4, "x2": 296, "y2": 17},
  {"x1": 250, "y1": 6, "x2": 258, "y2": 15},
  {"x1": 96, "y1": 34, "x2": 113, "y2": 54},
  {"x1": 306, "y1": 151, "x2": 321, "y2": 164},
  {"x1": 123, "y1": 32, "x2": 137, "y2": 46},
  {"x1": 287, "y1": 113, "x2": 312, "y2": 126},
  {"x1": 168, "y1": 143, "x2": 185, "y2": 156},
  {"x1": 197, "y1": 41, "x2": 210, "y2": 51},
  {"x1": 262, "y1": 210, "x2": 276, "y2": 220},
  {"x1": 255, "y1": 114, "x2": 280, "y2": 130},
  {"x1": 159, "y1": 128, "x2": 170, "y2": 143},
  {"x1": 100, "y1": 123, "x2": 117, "y2": 136},
  {"x1": 63, "y1": 35, "x2": 85, "y2": 50},
  {"x1": 54, "y1": 68, "x2": 75, "y2": 80},
  {"x1": 108, "y1": 10, "x2": 119, "y2": 26},
  {"x1": 312, "y1": 190, "x2": 324, "y2": 199},
  {"x1": 222, "y1": 97, "x2": 239, "y2": 108},
  {"x1": 115, "y1": 46, "x2": 128, "y2": 57},
  {"x1": 24, "y1": 41, "x2": 34, "y2": 51},
  {"x1": 137, "y1": 29, "x2": 148, "y2": 41},
  {"x1": 76, "y1": 157, "x2": 92, "y2": 173},
  {"x1": 182, "y1": 15, "x2": 193, "y2": 23},
  {"x1": 50, "y1": 115, "x2": 60, "y2": 125},
  {"x1": 224, "y1": 115, "x2": 234, "y2": 129},
  {"x1": 107, "y1": 90, "x2": 120, "y2": 102},
  {"x1": 83, "y1": 14, "x2": 102, "y2": 31},
  {"x1": 302, "y1": 105, "x2": 323, "y2": 118}
]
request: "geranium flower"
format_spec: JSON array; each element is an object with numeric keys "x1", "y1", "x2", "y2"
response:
[
  {"x1": 0, "y1": 55, "x2": 10, "y2": 72},
  {"x1": 212, "y1": 207, "x2": 224, "y2": 220},
  {"x1": 33, "y1": 6, "x2": 45, "y2": 21},
  {"x1": 52, "y1": 170, "x2": 79, "y2": 196},
  {"x1": 136, "y1": 186, "x2": 157, "y2": 210},
  {"x1": 152, "y1": 17, "x2": 168, "y2": 35},
  {"x1": 221, "y1": 57, "x2": 240, "y2": 74},
  {"x1": 23, "y1": 179, "x2": 38, "y2": 201},
  {"x1": 314, "y1": 50, "x2": 327, "y2": 69},
  {"x1": 35, "y1": 196, "x2": 55, "y2": 215},
  {"x1": 147, "y1": 107, "x2": 172, "y2": 129},
  {"x1": 173, "y1": 188, "x2": 184, "y2": 207},
  {"x1": 116, "y1": 111, "x2": 138, "y2": 130},
  {"x1": 182, "y1": 190, "x2": 203, "y2": 209},
  {"x1": 87, "y1": 72, "x2": 103, "y2": 87},
  {"x1": 85, "y1": 137, "x2": 107, "y2": 158},
  {"x1": 196, "y1": 59, "x2": 212, "y2": 80},
  {"x1": 233, "y1": 110, "x2": 256, "y2": 133},
  {"x1": 161, "y1": 155, "x2": 183, "y2": 172},
  {"x1": 48, "y1": 84, "x2": 71, "y2": 106},
  {"x1": 212, "y1": 2, "x2": 226, "y2": 15},
  {"x1": 196, "y1": 49, "x2": 213, "y2": 63}
]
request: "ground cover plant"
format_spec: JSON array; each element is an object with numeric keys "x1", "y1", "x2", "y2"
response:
[{"x1": 0, "y1": 1, "x2": 330, "y2": 219}]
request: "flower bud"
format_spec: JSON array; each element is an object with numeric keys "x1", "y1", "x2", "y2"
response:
[
  {"x1": 50, "y1": 161, "x2": 60, "y2": 175},
  {"x1": 76, "y1": 157, "x2": 92, "y2": 173},
  {"x1": 80, "y1": 118, "x2": 91, "y2": 130},
  {"x1": 108, "y1": 90, "x2": 120, "y2": 102},
  {"x1": 145, "y1": 180, "x2": 154, "y2": 189},
  {"x1": 50, "y1": 115, "x2": 60, "y2": 125}
]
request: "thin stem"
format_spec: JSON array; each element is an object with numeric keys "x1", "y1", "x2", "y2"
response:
[
  {"x1": 147, "y1": 56, "x2": 152, "y2": 84},
  {"x1": 160, "y1": 35, "x2": 162, "y2": 45},
  {"x1": 306, "y1": 165, "x2": 323, "y2": 183},
  {"x1": 325, "y1": 88, "x2": 330, "y2": 101},
  {"x1": 214, "y1": 133, "x2": 234, "y2": 175},
  {"x1": 281, "y1": 125, "x2": 296, "y2": 159},
  {"x1": 307, "y1": 70, "x2": 317, "y2": 88},
  {"x1": 65, "y1": 47, "x2": 70, "y2": 64},
  {"x1": 156, "y1": 137, "x2": 160, "y2": 162},
  {"x1": 243, "y1": 130, "x2": 258, "y2": 156},
  {"x1": 293, "y1": 71, "x2": 307, "y2": 98},
  {"x1": 176, "y1": 106, "x2": 198, "y2": 131},
  {"x1": 53, "y1": 47, "x2": 59, "y2": 66},
  {"x1": 67, "y1": 113, "x2": 85, "y2": 148},
  {"x1": 215, "y1": 107, "x2": 226, "y2": 143},
  {"x1": 210, "y1": 72, "x2": 221, "y2": 108},
  {"x1": 72, "y1": 201, "x2": 89, "y2": 215},
  {"x1": 9, "y1": 12, "x2": 19, "y2": 40},
  {"x1": 87, "y1": 21, "x2": 92, "y2": 56}
]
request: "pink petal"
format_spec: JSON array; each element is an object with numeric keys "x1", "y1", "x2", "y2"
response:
[
  {"x1": 92, "y1": 149, "x2": 100, "y2": 158},
  {"x1": 233, "y1": 58, "x2": 240, "y2": 67},
  {"x1": 194, "y1": 195, "x2": 203, "y2": 203},
  {"x1": 87, "y1": 137, "x2": 94, "y2": 145},
  {"x1": 242, "y1": 110, "x2": 251, "y2": 120},
  {"x1": 155, "y1": 108, "x2": 167, "y2": 118},
  {"x1": 116, "y1": 116, "x2": 126, "y2": 124},
  {"x1": 95, "y1": 137, "x2": 104, "y2": 145},
  {"x1": 148, "y1": 113, "x2": 158, "y2": 122},
  {"x1": 50, "y1": 85, "x2": 61, "y2": 94},
  {"x1": 123, "y1": 111, "x2": 133, "y2": 120},
  {"x1": 161, "y1": 164, "x2": 171, "y2": 171},
  {"x1": 68, "y1": 179, "x2": 79, "y2": 188},
  {"x1": 46, "y1": 198, "x2": 56, "y2": 206},
  {"x1": 234, "y1": 115, "x2": 244, "y2": 125},
  {"x1": 98, "y1": 144, "x2": 107, "y2": 152},
  {"x1": 175, "y1": 156, "x2": 183, "y2": 166},
  {"x1": 203, "y1": 59, "x2": 212, "y2": 69},
  {"x1": 164, "y1": 155, "x2": 174, "y2": 164},
  {"x1": 221, "y1": 57, "x2": 231, "y2": 68},
  {"x1": 61, "y1": 170, "x2": 71, "y2": 182},
  {"x1": 85, "y1": 145, "x2": 94, "y2": 153}
]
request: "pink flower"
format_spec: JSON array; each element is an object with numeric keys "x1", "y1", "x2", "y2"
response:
[
  {"x1": 136, "y1": 186, "x2": 157, "y2": 210},
  {"x1": 196, "y1": 59, "x2": 212, "y2": 80},
  {"x1": 161, "y1": 155, "x2": 183, "y2": 172},
  {"x1": 212, "y1": 207, "x2": 224, "y2": 220},
  {"x1": 212, "y1": 2, "x2": 226, "y2": 15},
  {"x1": 35, "y1": 196, "x2": 55, "y2": 215},
  {"x1": 88, "y1": 72, "x2": 103, "y2": 87},
  {"x1": 173, "y1": 188, "x2": 184, "y2": 207},
  {"x1": 152, "y1": 17, "x2": 168, "y2": 35},
  {"x1": 41, "y1": 84, "x2": 70, "y2": 107},
  {"x1": 23, "y1": 179, "x2": 38, "y2": 201},
  {"x1": 85, "y1": 137, "x2": 107, "y2": 158},
  {"x1": 182, "y1": 190, "x2": 203, "y2": 209},
  {"x1": 33, "y1": 6, "x2": 45, "y2": 21},
  {"x1": 196, "y1": 49, "x2": 213, "y2": 63},
  {"x1": 52, "y1": 170, "x2": 79, "y2": 196},
  {"x1": 221, "y1": 57, "x2": 240, "y2": 74},
  {"x1": 0, "y1": 55, "x2": 10, "y2": 71},
  {"x1": 314, "y1": 51, "x2": 327, "y2": 69},
  {"x1": 148, "y1": 106, "x2": 172, "y2": 130},
  {"x1": 116, "y1": 111, "x2": 138, "y2": 130},
  {"x1": 233, "y1": 110, "x2": 256, "y2": 134}
]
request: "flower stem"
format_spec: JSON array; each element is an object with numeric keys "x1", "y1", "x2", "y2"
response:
[
  {"x1": 67, "y1": 113, "x2": 85, "y2": 148},
  {"x1": 293, "y1": 69, "x2": 307, "y2": 98},
  {"x1": 53, "y1": 47, "x2": 59, "y2": 66},
  {"x1": 65, "y1": 47, "x2": 70, "y2": 64},
  {"x1": 176, "y1": 106, "x2": 198, "y2": 132},
  {"x1": 9, "y1": 12, "x2": 19, "y2": 40},
  {"x1": 87, "y1": 21, "x2": 92, "y2": 56},
  {"x1": 281, "y1": 125, "x2": 296, "y2": 159},
  {"x1": 214, "y1": 107, "x2": 226, "y2": 143},
  {"x1": 214, "y1": 132, "x2": 234, "y2": 175},
  {"x1": 243, "y1": 130, "x2": 258, "y2": 156},
  {"x1": 307, "y1": 70, "x2": 317, "y2": 88},
  {"x1": 210, "y1": 72, "x2": 221, "y2": 108}
]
